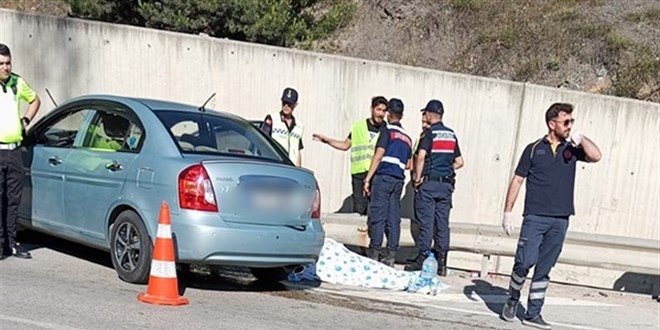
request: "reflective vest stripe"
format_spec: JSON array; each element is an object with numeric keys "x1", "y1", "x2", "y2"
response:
[
  {"x1": 381, "y1": 156, "x2": 406, "y2": 170},
  {"x1": 269, "y1": 112, "x2": 303, "y2": 164}
]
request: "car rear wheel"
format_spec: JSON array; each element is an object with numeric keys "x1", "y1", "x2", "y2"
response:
[
  {"x1": 110, "y1": 210, "x2": 152, "y2": 284},
  {"x1": 249, "y1": 267, "x2": 292, "y2": 282}
]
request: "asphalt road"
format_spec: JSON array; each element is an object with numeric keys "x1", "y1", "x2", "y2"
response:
[{"x1": 0, "y1": 231, "x2": 657, "y2": 330}]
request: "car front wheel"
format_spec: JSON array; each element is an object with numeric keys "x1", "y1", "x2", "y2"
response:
[{"x1": 110, "y1": 210, "x2": 152, "y2": 284}]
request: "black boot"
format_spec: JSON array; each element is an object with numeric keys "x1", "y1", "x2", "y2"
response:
[
  {"x1": 437, "y1": 251, "x2": 447, "y2": 276},
  {"x1": 381, "y1": 249, "x2": 396, "y2": 267},
  {"x1": 366, "y1": 248, "x2": 380, "y2": 261},
  {"x1": 404, "y1": 252, "x2": 426, "y2": 271}
]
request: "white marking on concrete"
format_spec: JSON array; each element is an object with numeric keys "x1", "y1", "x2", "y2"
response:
[{"x1": 0, "y1": 314, "x2": 82, "y2": 330}]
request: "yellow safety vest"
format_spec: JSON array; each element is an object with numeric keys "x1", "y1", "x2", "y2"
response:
[
  {"x1": 0, "y1": 73, "x2": 36, "y2": 143},
  {"x1": 269, "y1": 112, "x2": 303, "y2": 164},
  {"x1": 350, "y1": 119, "x2": 379, "y2": 174}
]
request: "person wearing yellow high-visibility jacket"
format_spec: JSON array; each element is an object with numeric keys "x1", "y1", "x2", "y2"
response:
[
  {"x1": 0, "y1": 43, "x2": 40, "y2": 260},
  {"x1": 313, "y1": 96, "x2": 387, "y2": 216},
  {"x1": 260, "y1": 87, "x2": 304, "y2": 167}
]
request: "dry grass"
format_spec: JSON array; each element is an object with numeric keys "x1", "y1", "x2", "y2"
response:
[
  {"x1": 1, "y1": 0, "x2": 69, "y2": 16},
  {"x1": 446, "y1": 0, "x2": 659, "y2": 101}
]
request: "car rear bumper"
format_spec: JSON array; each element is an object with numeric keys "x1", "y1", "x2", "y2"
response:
[{"x1": 170, "y1": 214, "x2": 325, "y2": 267}]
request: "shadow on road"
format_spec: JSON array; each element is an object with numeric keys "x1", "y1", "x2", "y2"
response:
[
  {"x1": 177, "y1": 265, "x2": 320, "y2": 295},
  {"x1": 17, "y1": 229, "x2": 317, "y2": 295},
  {"x1": 18, "y1": 229, "x2": 114, "y2": 268},
  {"x1": 463, "y1": 279, "x2": 527, "y2": 320}
]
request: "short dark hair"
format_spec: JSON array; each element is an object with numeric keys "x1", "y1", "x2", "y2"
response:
[
  {"x1": 371, "y1": 96, "x2": 388, "y2": 109},
  {"x1": 545, "y1": 103, "x2": 573, "y2": 123},
  {"x1": 0, "y1": 43, "x2": 10, "y2": 57}
]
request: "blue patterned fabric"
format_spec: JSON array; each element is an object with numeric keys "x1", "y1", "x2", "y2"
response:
[{"x1": 288, "y1": 238, "x2": 448, "y2": 295}]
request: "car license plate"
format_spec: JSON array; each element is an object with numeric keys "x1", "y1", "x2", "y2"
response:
[{"x1": 252, "y1": 192, "x2": 287, "y2": 210}]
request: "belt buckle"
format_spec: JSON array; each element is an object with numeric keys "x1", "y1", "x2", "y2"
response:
[{"x1": 0, "y1": 142, "x2": 19, "y2": 150}]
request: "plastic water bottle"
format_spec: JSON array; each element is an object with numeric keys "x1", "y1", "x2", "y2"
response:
[{"x1": 421, "y1": 252, "x2": 438, "y2": 281}]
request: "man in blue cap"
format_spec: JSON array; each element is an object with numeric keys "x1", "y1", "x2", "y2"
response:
[
  {"x1": 362, "y1": 98, "x2": 413, "y2": 266},
  {"x1": 260, "y1": 87, "x2": 304, "y2": 166},
  {"x1": 407, "y1": 99, "x2": 464, "y2": 275}
]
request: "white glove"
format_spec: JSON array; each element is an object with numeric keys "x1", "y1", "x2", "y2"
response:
[
  {"x1": 569, "y1": 131, "x2": 583, "y2": 147},
  {"x1": 502, "y1": 212, "x2": 515, "y2": 236}
]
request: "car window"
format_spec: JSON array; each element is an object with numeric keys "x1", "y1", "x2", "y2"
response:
[
  {"x1": 37, "y1": 109, "x2": 91, "y2": 148},
  {"x1": 155, "y1": 111, "x2": 288, "y2": 162},
  {"x1": 81, "y1": 110, "x2": 144, "y2": 152},
  {"x1": 170, "y1": 120, "x2": 200, "y2": 151}
]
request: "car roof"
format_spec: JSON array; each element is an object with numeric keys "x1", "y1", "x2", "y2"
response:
[{"x1": 65, "y1": 94, "x2": 244, "y2": 120}]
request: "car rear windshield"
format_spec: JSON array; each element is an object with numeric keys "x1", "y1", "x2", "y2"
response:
[{"x1": 154, "y1": 111, "x2": 288, "y2": 163}]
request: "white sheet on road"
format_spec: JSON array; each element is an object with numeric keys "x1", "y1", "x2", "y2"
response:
[{"x1": 289, "y1": 238, "x2": 448, "y2": 294}]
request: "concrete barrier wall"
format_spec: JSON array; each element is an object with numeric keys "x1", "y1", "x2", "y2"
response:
[{"x1": 2, "y1": 10, "x2": 658, "y2": 240}]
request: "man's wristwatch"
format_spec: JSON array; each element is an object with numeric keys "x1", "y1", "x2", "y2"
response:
[{"x1": 22, "y1": 116, "x2": 31, "y2": 125}]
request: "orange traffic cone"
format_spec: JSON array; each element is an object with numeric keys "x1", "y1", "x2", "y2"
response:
[{"x1": 138, "y1": 201, "x2": 189, "y2": 306}]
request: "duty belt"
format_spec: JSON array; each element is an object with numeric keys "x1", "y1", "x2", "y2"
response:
[
  {"x1": 426, "y1": 175, "x2": 455, "y2": 185},
  {"x1": 0, "y1": 142, "x2": 21, "y2": 150}
]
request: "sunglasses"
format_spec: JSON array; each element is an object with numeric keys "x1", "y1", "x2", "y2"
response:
[
  {"x1": 554, "y1": 118, "x2": 575, "y2": 126},
  {"x1": 282, "y1": 102, "x2": 296, "y2": 108}
]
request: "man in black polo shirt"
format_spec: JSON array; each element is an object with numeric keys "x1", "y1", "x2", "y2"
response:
[{"x1": 500, "y1": 103, "x2": 602, "y2": 329}]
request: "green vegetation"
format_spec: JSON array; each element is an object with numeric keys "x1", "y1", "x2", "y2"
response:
[
  {"x1": 448, "y1": 0, "x2": 659, "y2": 101},
  {"x1": 605, "y1": 32, "x2": 635, "y2": 52},
  {"x1": 614, "y1": 49, "x2": 660, "y2": 100},
  {"x1": 625, "y1": 7, "x2": 660, "y2": 23},
  {"x1": 2, "y1": 0, "x2": 658, "y2": 102},
  {"x1": 65, "y1": 0, "x2": 356, "y2": 47}
]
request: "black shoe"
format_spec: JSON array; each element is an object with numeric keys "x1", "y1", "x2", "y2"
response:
[
  {"x1": 436, "y1": 251, "x2": 448, "y2": 276},
  {"x1": 404, "y1": 252, "x2": 426, "y2": 271},
  {"x1": 365, "y1": 248, "x2": 380, "y2": 261},
  {"x1": 500, "y1": 299, "x2": 518, "y2": 322},
  {"x1": 11, "y1": 243, "x2": 32, "y2": 259},
  {"x1": 522, "y1": 315, "x2": 552, "y2": 329},
  {"x1": 380, "y1": 250, "x2": 396, "y2": 267}
]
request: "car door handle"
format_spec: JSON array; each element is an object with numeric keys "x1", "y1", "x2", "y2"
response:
[
  {"x1": 48, "y1": 156, "x2": 62, "y2": 165},
  {"x1": 105, "y1": 162, "x2": 123, "y2": 172}
]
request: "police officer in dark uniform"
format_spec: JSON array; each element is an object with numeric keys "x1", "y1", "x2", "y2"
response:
[
  {"x1": 362, "y1": 98, "x2": 413, "y2": 266},
  {"x1": 406, "y1": 100, "x2": 464, "y2": 275}
]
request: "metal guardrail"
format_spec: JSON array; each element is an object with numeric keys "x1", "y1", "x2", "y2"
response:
[{"x1": 321, "y1": 214, "x2": 660, "y2": 277}]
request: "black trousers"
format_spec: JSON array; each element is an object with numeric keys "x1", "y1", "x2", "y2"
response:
[
  {"x1": 0, "y1": 148, "x2": 24, "y2": 251},
  {"x1": 351, "y1": 172, "x2": 369, "y2": 215}
]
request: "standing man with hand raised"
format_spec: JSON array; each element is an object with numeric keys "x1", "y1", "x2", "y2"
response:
[
  {"x1": 0, "y1": 43, "x2": 40, "y2": 260},
  {"x1": 500, "y1": 103, "x2": 601, "y2": 329},
  {"x1": 313, "y1": 96, "x2": 388, "y2": 216}
]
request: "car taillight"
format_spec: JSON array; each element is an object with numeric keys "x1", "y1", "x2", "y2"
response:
[
  {"x1": 178, "y1": 164, "x2": 218, "y2": 212},
  {"x1": 311, "y1": 184, "x2": 321, "y2": 219}
]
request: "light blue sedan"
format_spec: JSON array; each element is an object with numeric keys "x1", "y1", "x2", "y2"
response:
[{"x1": 18, "y1": 95, "x2": 324, "y2": 284}]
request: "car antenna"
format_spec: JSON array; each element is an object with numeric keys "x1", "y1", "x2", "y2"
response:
[
  {"x1": 198, "y1": 92, "x2": 216, "y2": 112},
  {"x1": 45, "y1": 88, "x2": 58, "y2": 107}
]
